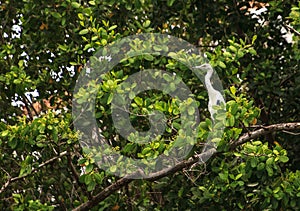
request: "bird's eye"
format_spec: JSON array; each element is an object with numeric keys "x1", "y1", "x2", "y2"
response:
[{"x1": 216, "y1": 99, "x2": 221, "y2": 105}]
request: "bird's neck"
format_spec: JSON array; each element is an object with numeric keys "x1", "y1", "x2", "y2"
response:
[{"x1": 205, "y1": 73, "x2": 214, "y2": 93}]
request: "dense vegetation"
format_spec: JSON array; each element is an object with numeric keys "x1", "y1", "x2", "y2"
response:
[{"x1": 0, "y1": 0, "x2": 299, "y2": 210}]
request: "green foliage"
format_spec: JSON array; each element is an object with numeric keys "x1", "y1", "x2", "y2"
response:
[
  {"x1": 12, "y1": 194, "x2": 54, "y2": 211},
  {"x1": 0, "y1": 0, "x2": 299, "y2": 210},
  {"x1": 188, "y1": 145, "x2": 300, "y2": 210}
]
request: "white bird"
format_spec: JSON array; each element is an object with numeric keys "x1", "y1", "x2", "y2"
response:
[{"x1": 194, "y1": 64, "x2": 225, "y2": 121}]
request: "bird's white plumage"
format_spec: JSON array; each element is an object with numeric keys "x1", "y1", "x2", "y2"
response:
[{"x1": 194, "y1": 64, "x2": 225, "y2": 120}]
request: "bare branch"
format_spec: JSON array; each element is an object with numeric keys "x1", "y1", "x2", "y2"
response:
[
  {"x1": 230, "y1": 122, "x2": 300, "y2": 148},
  {"x1": 282, "y1": 130, "x2": 300, "y2": 136},
  {"x1": 0, "y1": 151, "x2": 68, "y2": 194},
  {"x1": 0, "y1": 168, "x2": 11, "y2": 195},
  {"x1": 21, "y1": 94, "x2": 34, "y2": 121},
  {"x1": 284, "y1": 24, "x2": 300, "y2": 36}
]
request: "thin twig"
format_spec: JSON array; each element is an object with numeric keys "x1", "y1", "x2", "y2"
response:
[
  {"x1": 0, "y1": 151, "x2": 68, "y2": 194},
  {"x1": 0, "y1": 168, "x2": 11, "y2": 194},
  {"x1": 284, "y1": 24, "x2": 300, "y2": 36},
  {"x1": 67, "y1": 152, "x2": 92, "y2": 200},
  {"x1": 21, "y1": 94, "x2": 34, "y2": 121},
  {"x1": 282, "y1": 130, "x2": 300, "y2": 136}
]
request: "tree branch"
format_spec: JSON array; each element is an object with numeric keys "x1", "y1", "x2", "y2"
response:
[
  {"x1": 0, "y1": 151, "x2": 68, "y2": 194},
  {"x1": 230, "y1": 122, "x2": 300, "y2": 148},
  {"x1": 284, "y1": 24, "x2": 300, "y2": 36},
  {"x1": 73, "y1": 122, "x2": 300, "y2": 211},
  {"x1": 72, "y1": 148, "x2": 216, "y2": 211},
  {"x1": 21, "y1": 94, "x2": 34, "y2": 121},
  {"x1": 67, "y1": 151, "x2": 93, "y2": 200}
]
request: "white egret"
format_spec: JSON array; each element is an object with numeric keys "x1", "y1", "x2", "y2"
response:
[{"x1": 194, "y1": 64, "x2": 225, "y2": 121}]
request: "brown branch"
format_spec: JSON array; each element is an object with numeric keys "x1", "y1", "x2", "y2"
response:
[
  {"x1": 21, "y1": 94, "x2": 34, "y2": 121},
  {"x1": 73, "y1": 122, "x2": 300, "y2": 211},
  {"x1": 0, "y1": 151, "x2": 68, "y2": 194},
  {"x1": 230, "y1": 122, "x2": 300, "y2": 149},
  {"x1": 0, "y1": 168, "x2": 11, "y2": 195},
  {"x1": 67, "y1": 152, "x2": 92, "y2": 200},
  {"x1": 284, "y1": 24, "x2": 300, "y2": 36},
  {"x1": 72, "y1": 148, "x2": 216, "y2": 211},
  {"x1": 282, "y1": 130, "x2": 300, "y2": 136},
  {"x1": 73, "y1": 176, "x2": 133, "y2": 211}
]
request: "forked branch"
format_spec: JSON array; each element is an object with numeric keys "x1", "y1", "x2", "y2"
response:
[{"x1": 73, "y1": 122, "x2": 300, "y2": 211}]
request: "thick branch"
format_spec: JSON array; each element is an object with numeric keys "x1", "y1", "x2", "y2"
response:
[
  {"x1": 73, "y1": 177, "x2": 133, "y2": 211},
  {"x1": 73, "y1": 122, "x2": 300, "y2": 210},
  {"x1": 230, "y1": 122, "x2": 300, "y2": 148},
  {"x1": 72, "y1": 148, "x2": 216, "y2": 211}
]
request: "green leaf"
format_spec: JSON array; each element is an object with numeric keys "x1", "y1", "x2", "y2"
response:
[
  {"x1": 134, "y1": 97, "x2": 143, "y2": 106},
  {"x1": 78, "y1": 158, "x2": 87, "y2": 165},
  {"x1": 143, "y1": 20, "x2": 151, "y2": 28},
  {"x1": 229, "y1": 45, "x2": 237, "y2": 53},
  {"x1": 237, "y1": 50, "x2": 244, "y2": 58},
  {"x1": 252, "y1": 35, "x2": 257, "y2": 44},
  {"x1": 79, "y1": 29, "x2": 89, "y2": 35},
  {"x1": 273, "y1": 186, "x2": 280, "y2": 194},
  {"x1": 228, "y1": 115, "x2": 235, "y2": 127},
  {"x1": 167, "y1": 0, "x2": 176, "y2": 7},
  {"x1": 107, "y1": 93, "x2": 113, "y2": 104},
  {"x1": 252, "y1": 141, "x2": 262, "y2": 146},
  {"x1": 266, "y1": 157, "x2": 274, "y2": 166},
  {"x1": 188, "y1": 107, "x2": 195, "y2": 115},
  {"x1": 78, "y1": 13, "x2": 84, "y2": 20},
  {"x1": 108, "y1": 25, "x2": 117, "y2": 31},
  {"x1": 58, "y1": 44, "x2": 68, "y2": 51},
  {"x1": 9, "y1": 138, "x2": 18, "y2": 149},
  {"x1": 88, "y1": 1, "x2": 96, "y2": 6},
  {"x1": 51, "y1": 12, "x2": 62, "y2": 19},
  {"x1": 52, "y1": 128, "x2": 58, "y2": 143},
  {"x1": 144, "y1": 54, "x2": 154, "y2": 61},
  {"x1": 71, "y1": 2, "x2": 81, "y2": 8},
  {"x1": 94, "y1": 173, "x2": 103, "y2": 184},
  {"x1": 278, "y1": 155, "x2": 289, "y2": 163},
  {"x1": 173, "y1": 122, "x2": 181, "y2": 130},
  {"x1": 250, "y1": 157, "x2": 258, "y2": 168},
  {"x1": 1, "y1": 130, "x2": 9, "y2": 137},
  {"x1": 87, "y1": 180, "x2": 96, "y2": 191},
  {"x1": 36, "y1": 142, "x2": 45, "y2": 148},
  {"x1": 218, "y1": 61, "x2": 226, "y2": 68},
  {"x1": 205, "y1": 118, "x2": 212, "y2": 131},
  {"x1": 199, "y1": 121, "x2": 208, "y2": 130},
  {"x1": 84, "y1": 174, "x2": 92, "y2": 185},
  {"x1": 85, "y1": 164, "x2": 93, "y2": 173},
  {"x1": 230, "y1": 86, "x2": 236, "y2": 96},
  {"x1": 257, "y1": 163, "x2": 265, "y2": 171},
  {"x1": 235, "y1": 173, "x2": 243, "y2": 180},
  {"x1": 219, "y1": 172, "x2": 228, "y2": 181},
  {"x1": 101, "y1": 39, "x2": 107, "y2": 45},
  {"x1": 223, "y1": 51, "x2": 232, "y2": 57},
  {"x1": 266, "y1": 165, "x2": 273, "y2": 176},
  {"x1": 230, "y1": 102, "x2": 239, "y2": 115},
  {"x1": 248, "y1": 48, "x2": 257, "y2": 55},
  {"x1": 110, "y1": 165, "x2": 117, "y2": 173}
]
